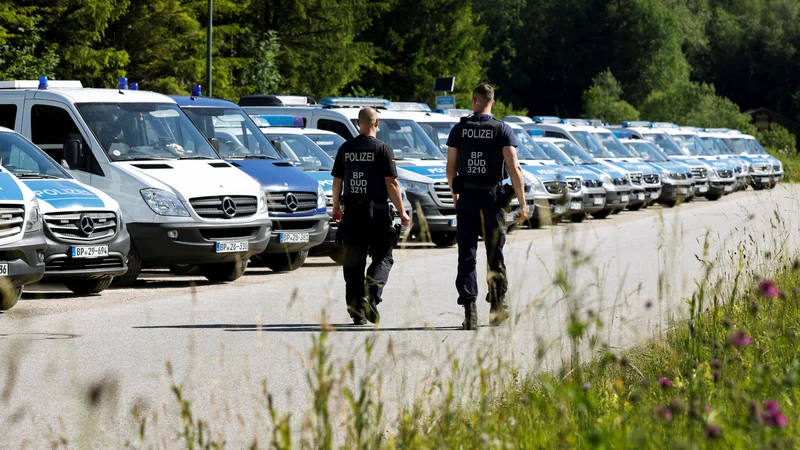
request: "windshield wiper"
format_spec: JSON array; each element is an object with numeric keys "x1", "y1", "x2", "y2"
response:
[
  {"x1": 14, "y1": 173, "x2": 62, "y2": 179},
  {"x1": 179, "y1": 155, "x2": 215, "y2": 160},
  {"x1": 120, "y1": 157, "x2": 173, "y2": 161}
]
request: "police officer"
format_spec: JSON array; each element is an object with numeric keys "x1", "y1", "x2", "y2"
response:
[
  {"x1": 332, "y1": 107, "x2": 411, "y2": 325},
  {"x1": 446, "y1": 84, "x2": 528, "y2": 330}
]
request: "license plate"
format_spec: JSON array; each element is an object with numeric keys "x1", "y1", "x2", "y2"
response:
[
  {"x1": 697, "y1": 185, "x2": 708, "y2": 193},
  {"x1": 620, "y1": 195, "x2": 629, "y2": 203},
  {"x1": 678, "y1": 188, "x2": 688, "y2": 195},
  {"x1": 392, "y1": 217, "x2": 402, "y2": 227},
  {"x1": 71, "y1": 245, "x2": 109, "y2": 258},
  {"x1": 449, "y1": 219, "x2": 457, "y2": 227},
  {"x1": 724, "y1": 185, "x2": 733, "y2": 192},
  {"x1": 636, "y1": 193, "x2": 645, "y2": 200},
  {"x1": 553, "y1": 205, "x2": 567, "y2": 215},
  {"x1": 0, "y1": 263, "x2": 8, "y2": 276},
  {"x1": 215, "y1": 241, "x2": 249, "y2": 252},
  {"x1": 760, "y1": 177, "x2": 770, "y2": 183},
  {"x1": 650, "y1": 192, "x2": 659, "y2": 199},
  {"x1": 570, "y1": 201, "x2": 582, "y2": 210},
  {"x1": 505, "y1": 213, "x2": 516, "y2": 222},
  {"x1": 278, "y1": 233, "x2": 309, "y2": 244},
  {"x1": 593, "y1": 197, "x2": 604, "y2": 205}
]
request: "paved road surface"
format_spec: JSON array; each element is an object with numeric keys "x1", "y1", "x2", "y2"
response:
[{"x1": 1, "y1": 186, "x2": 798, "y2": 447}]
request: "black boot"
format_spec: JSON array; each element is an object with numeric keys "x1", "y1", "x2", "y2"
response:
[
  {"x1": 347, "y1": 299, "x2": 367, "y2": 325},
  {"x1": 489, "y1": 298, "x2": 509, "y2": 326},
  {"x1": 463, "y1": 301, "x2": 478, "y2": 330},
  {"x1": 363, "y1": 296, "x2": 380, "y2": 325}
]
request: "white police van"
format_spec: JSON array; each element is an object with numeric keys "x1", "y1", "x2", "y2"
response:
[
  {"x1": 0, "y1": 127, "x2": 129, "y2": 294},
  {"x1": 0, "y1": 78, "x2": 272, "y2": 285},
  {"x1": 240, "y1": 96, "x2": 459, "y2": 247},
  {"x1": 0, "y1": 131, "x2": 47, "y2": 309}
]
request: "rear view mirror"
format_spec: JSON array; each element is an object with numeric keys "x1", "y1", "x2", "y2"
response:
[
  {"x1": 63, "y1": 140, "x2": 83, "y2": 169},
  {"x1": 208, "y1": 138, "x2": 220, "y2": 152}
]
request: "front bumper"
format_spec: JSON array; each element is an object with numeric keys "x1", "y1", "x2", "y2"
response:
[
  {"x1": 42, "y1": 227, "x2": 131, "y2": 281},
  {"x1": 0, "y1": 231, "x2": 47, "y2": 287},
  {"x1": 749, "y1": 172, "x2": 777, "y2": 187},
  {"x1": 128, "y1": 218, "x2": 271, "y2": 266},
  {"x1": 263, "y1": 214, "x2": 329, "y2": 254},
  {"x1": 693, "y1": 180, "x2": 709, "y2": 196},
  {"x1": 579, "y1": 187, "x2": 606, "y2": 214},
  {"x1": 603, "y1": 185, "x2": 632, "y2": 210},
  {"x1": 407, "y1": 191, "x2": 456, "y2": 233},
  {"x1": 627, "y1": 185, "x2": 647, "y2": 207},
  {"x1": 707, "y1": 178, "x2": 736, "y2": 195},
  {"x1": 660, "y1": 180, "x2": 694, "y2": 201}
]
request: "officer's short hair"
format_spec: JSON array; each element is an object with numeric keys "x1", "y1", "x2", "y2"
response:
[
  {"x1": 358, "y1": 107, "x2": 379, "y2": 125},
  {"x1": 473, "y1": 84, "x2": 495, "y2": 104}
]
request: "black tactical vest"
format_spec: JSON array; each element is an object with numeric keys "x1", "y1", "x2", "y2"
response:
[
  {"x1": 341, "y1": 136, "x2": 389, "y2": 202},
  {"x1": 456, "y1": 115, "x2": 506, "y2": 184}
]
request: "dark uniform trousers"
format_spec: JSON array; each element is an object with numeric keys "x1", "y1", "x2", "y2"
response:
[
  {"x1": 340, "y1": 199, "x2": 395, "y2": 312},
  {"x1": 456, "y1": 188, "x2": 508, "y2": 306}
]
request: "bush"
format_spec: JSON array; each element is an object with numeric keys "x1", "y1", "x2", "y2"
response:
[
  {"x1": 582, "y1": 69, "x2": 640, "y2": 124},
  {"x1": 757, "y1": 124, "x2": 797, "y2": 156}
]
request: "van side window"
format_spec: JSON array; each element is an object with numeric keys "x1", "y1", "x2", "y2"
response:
[
  {"x1": 544, "y1": 131, "x2": 567, "y2": 139},
  {"x1": 317, "y1": 119, "x2": 353, "y2": 140},
  {"x1": 0, "y1": 105, "x2": 16, "y2": 129},
  {"x1": 30, "y1": 105, "x2": 101, "y2": 175}
]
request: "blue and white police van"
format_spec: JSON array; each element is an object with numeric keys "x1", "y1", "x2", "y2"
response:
[
  {"x1": 0, "y1": 129, "x2": 47, "y2": 309},
  {"x1": 709, "y1": 129, "x2": 782, "y2": 189},
  {"x1": 619, "y1": 138, "x2": 695, "y2": 206},
  {"x1": 695, "y1": 130, "x2": 748, "y2": 190},
  {"x1": 0, "y1": 78, "x2": 272, "y2": 285},
  {"x1": 240, "y1": 96, "x2": 459, "y2": 247},
  {"x1": 0, "y1": 127, "x2": 129, "y2": 294},
  {"x1": 173, "y1": 92, "x2": 328, "y2": 271}
]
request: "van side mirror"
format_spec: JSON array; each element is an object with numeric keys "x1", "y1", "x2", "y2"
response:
[
  {"x1": 208, "y1": 138, "x2": 220, "y2": 152},
  {"x1": 63, "y1": 140, "x2": 83, "y2": 169}
]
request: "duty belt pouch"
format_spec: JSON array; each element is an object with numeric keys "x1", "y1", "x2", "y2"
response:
[
  {"x1": 498, "y1": 184, "x2": 516, "y2": 209},
  {"x1": 452, "y1": 176, "x2": 464, "y2": 195}
]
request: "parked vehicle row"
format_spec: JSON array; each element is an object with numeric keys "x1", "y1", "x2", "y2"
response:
[{"x1": 0, "y1": 81, "x2": 784, "y2": 311}]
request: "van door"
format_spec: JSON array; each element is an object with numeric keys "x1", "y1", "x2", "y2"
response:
[
  {"x1": 0, "y1": 94, "x2": 25, "y2": 130},
  {"x1": 21, "y1": 100, "x2": 104, "y2": 185},
  {"x1": 312, "y1": 114, "x2": 357, "y2": 140}
]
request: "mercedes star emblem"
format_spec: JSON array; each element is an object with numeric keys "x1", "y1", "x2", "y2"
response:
[
  {"x1": 79, "y1": 215, "x2": 95, "y2": 236},
  {"x1": 222, "y1": 197, "x2": 238, "y2": 218},
  {"x1": 285, "y1": 193, "x2": 299, "y2": 212}
]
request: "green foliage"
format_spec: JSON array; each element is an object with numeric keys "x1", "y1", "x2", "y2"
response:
[
  {"x1": 492, "y1": 100, "x2": 528, "y2": 120},
  {"x1": 0, "y1": 3, "x2": 59, "y2": 79},
  {"x1": 757, "y1": 124, "x2": 797, "y2": 156},
  {"x1": 582, "y1": 70, "x2": 640, "y2": 124}
]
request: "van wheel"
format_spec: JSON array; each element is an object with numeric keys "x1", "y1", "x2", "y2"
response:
[
  {"x1": 431, "y1": 232, "x2": 457, "y2": 248},
  {"x1": 570, "y1": 214, "x2": 586, "y2": 223},
  {"x1": 592, "y1": 209, "x2": 612, "y2": 219},
  {"x1": 199, "y1": 259, "x2": 248, "y2": 282},
  {"x1": 256, "y1": 250, "x2": 309, "y2": 272},
  {"x1": 664, "y1": 200, "x2": 677, "y2": 208},
  {"x1": 168, "y1": 264, "x2": 201, "y2": 276},
  {"x1": 112, "y1": 248, "x2": 141, "y2": 288},
  {"x1": 64, "y1": 278, "x2": 113, "y2": 295},
  {"x1": 328, "y1": 248, "x2": 345, "y2": 265},
  {"x1": 706, "y1": 192, "x2": 722, "y2": 201},
  {"x1": 627, "y1": 203, "x2": 644, "y2": 211},
  {"x1": 0, "y1": 285, "x2": 23, "y2": 311}
]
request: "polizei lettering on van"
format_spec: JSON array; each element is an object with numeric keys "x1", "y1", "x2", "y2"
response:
[{"x1": 462, "y1": 129, "x2": 494, "y2": 139}]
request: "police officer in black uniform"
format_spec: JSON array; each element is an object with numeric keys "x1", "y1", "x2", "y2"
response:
[
  {"x1": 332, "y1": 107, "x2": 411, "y2": 325},
  {"x1": 446, "y1": 84, "x2": 528, "y2": 330}
]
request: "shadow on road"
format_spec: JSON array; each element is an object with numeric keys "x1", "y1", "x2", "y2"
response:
[{"x1": 134, "y1": 323, "x2": 461, "y2": 333}]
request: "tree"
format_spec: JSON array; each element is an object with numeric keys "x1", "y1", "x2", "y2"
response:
[
  {"x1": 0, "y1": 2, "x2": 59, "y2": 79},
  {"x1": 582, "y1": 70, "x2": 640, "y2": 124}
]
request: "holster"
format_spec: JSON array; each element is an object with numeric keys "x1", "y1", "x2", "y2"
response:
[
  {"x1": 497, "y1": 184, "x2": 516, "y2": 209},
  {"x1": 389, "y1": 224, "x2": 402, "y2": 247},
  {"x1": 452, "y1": 176, "x2": 464, "y2": 195}
]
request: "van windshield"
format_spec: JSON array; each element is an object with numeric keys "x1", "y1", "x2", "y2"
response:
[
  {"x1": 351, "y1": 118, "x2": 445, "y2": 160},
  {"x1": 417, "y1": 121, "x2": 456, "y2": 153},
  {"x1": 0, "y1": 132, "x2": 70, "y2": 178},
  {"x1": 514, "y1": 130, "x2": 550, "y2": 160},
  {"x1": 626, "y1": 141, "x2": 669, "y2": 162},
  {"x1": 553, "y1": 140, "x2": 599, "y2": 165},
  {"x1": 670, "y1": 133, "x2": 714, "y2": 156},
  {"x1": 264, "y1": 133, "x2": 334, "y2": 171},
  {"x1": 305, "y1": 133, "x2": 346, "y2": 159},
  {"x1": 181, "y1": 107, "x2": 281, "y2": 159},
  {"x1": 641, "y1": 132, "x2": 683, "y2": 156},
  {"x1": 77, "y1": 103, "x2": 221, "y2": 161},
  {"x1": 536, "y1": 140, "x2": 575, "y2": 165},
  {"x1": 592, "y1": 131, "x2": 637, "y2": 158},
  {"x1": 569, "y1": 131, "x2": 614, "y2": 158}
]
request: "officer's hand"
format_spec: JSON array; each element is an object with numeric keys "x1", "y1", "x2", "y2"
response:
[
  {"x1": 400, "y1": 211, "x2": 411, "y2": 227},
  {"x1": 332, "y1": 206, "x2": 343, "y2": 223},
  {"x1": 517, "y1": 204, "x2": 529, "y2": 224}
]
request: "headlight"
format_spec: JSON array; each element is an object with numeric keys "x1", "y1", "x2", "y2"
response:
[
  {"x1": 26, "y1": 200, "x2": 42, "y2": 232},
  {"x1": 402, "y1": 180, "x2": 431, "y2": 194},
  {"x1": 316, "y1": 184, "x2": 326, "y2": 209},
  {"x1": 259, "y1": 189, "x2": 269, "y2": 214},
  {"x1": 140, "y1": 188, "x2": 190, "y2": 217},
  {"x1": 525, "y1": 174, "x2": 546, "y2": 195},
  {"x1": 599, "y1": 173, "x2": 613, "y2": 185}
]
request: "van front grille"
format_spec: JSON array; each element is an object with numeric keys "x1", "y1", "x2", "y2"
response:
[
  {"x1": 0, "y1": 205, "x2": 24, "y2": 239},
  {"x1": 44, "y1": 211, "x2": 117, "y2": 242},
  {"x1": 190, "y1": 196, "x2": 258, "y2": 219}
]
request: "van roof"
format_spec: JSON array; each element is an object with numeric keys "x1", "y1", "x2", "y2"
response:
[
  {"x1": 400, "y1": 111, "x2": 459, "y2": 123},
  {"x1": 1, "y1": 87, "x2": 177, "y2": 104},
  {"x1": 171, "y1": 96, "x2": 239, "y2": 108}
]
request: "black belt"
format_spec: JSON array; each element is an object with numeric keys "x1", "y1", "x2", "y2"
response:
[
  {"x1": 344, "y1": 197, "x2": 389, "y2": 209},
  {"x1": 463, "y1": 181, "x2": 500, "y2": 191}
]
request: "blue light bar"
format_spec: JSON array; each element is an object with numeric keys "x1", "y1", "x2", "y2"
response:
[
  {"x1": 38, "y1": 76, "x2": 48, "y2": 90},
  {"x1": 612, "y1": 130, "x2": 632, "y2": 138},
  {"x1": 650, "y1": 122, "x2": 678, "y2": 129},
  {"x1": 388, "y1": 102, "x2": 432, "y2": 112},
  {"x1": 527, "y1": 129, "x2": 545, "y2": 136},
  {"x1": 319, "y1": 97, "x2": 390, "y2": 108},
  {"x1": 118, "y1": 77, "x2": 128, "y2": 90},
  {"x1": 129, "y1": 83, "x2": 138, "y2": 91},
  {"x1": 560, "y1": 118, "x2": 591, "y2": 126},
  {"x1": 191, "y1": 84, "x2": 202, "y2": 97},
  {"x1": 255, "y1": 115, "x2": 305, "y2": 127},
  {"x1": 532, "y1": 116, "x2": 562, "y2": 123},
  {"x1": 702, "y1": 128, "x2": 731, "y2": 133},
  {"x1": 622, "y1": 120, "x2": 652, "y2": 128}
]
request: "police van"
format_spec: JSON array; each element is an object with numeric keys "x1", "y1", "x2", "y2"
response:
[
  {"x1": 0, "y1": 127, "x2": 129, "y2": 293},
  {"x1": 173, "y1": 93, "x2": 328, "y2": 272},
  {"x1": 0, "y1": 129, "x2": 47, "y2": 309},
  {"x1": 618, "y1": 138, "x2": 695, "y2": 206},
  {"x1": 0, "y1": 78, "x2": 272, "y2": 285},
  {"x1": 709, "y1": 129, "x2": 781, "y2": 189},
  {"x1": 689, "y1": 129, "x2": 747, "y2": 191},
  {"x1": 240, "y1": 96, "x2": 458, "y2": 247}
]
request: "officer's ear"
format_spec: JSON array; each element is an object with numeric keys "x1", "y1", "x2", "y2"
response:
[{"x1": 374, "y1": 118, "x2": 380, "y2": 128}]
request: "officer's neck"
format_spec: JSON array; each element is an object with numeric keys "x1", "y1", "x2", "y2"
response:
[{"x1": 473, "y1": 109, "x2": 492, "y2": 116}]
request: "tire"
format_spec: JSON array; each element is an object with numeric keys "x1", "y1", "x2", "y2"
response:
[
  {"x1": 705, "y1": 193, "x2": 722, "y2": 201},
  {"x1": 199, "y1": 259, "x2": 248, "y2": 282},
  {"x1": 255, "y1": 250, "x2": 309, "y2": 272},
  {"x1": 168, "y1": 264, "x2": 202, "y2": 276},
  {"x1": 0, "y1": 285, "x2": 23, "y2": 311},
  {"x1": 627, "y1": 203, "x2": 644, "y2": 212},
  {"x1": 111, "y1": 248, "x2": 141, "y2": 288},
  {"x1": 431, "y1": 232, "x2": 457, "y2": 248},
  {"x1": 328, "y1": 248, "x2": 345, "y2": 265},
  {"x1": 64, "y1": 277, "x2": 113, "y2": 295},
  {"x1": 664, "y1": 200, "x2": 677, "y2": 208},
  {"x1": 592, "y1": 209, "x2": 612, "y2": 219},
  {"x1": 570, "y1": 214, "x2": 586, "y2": 223}
]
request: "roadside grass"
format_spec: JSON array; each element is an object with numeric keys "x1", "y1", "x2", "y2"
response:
[
  {"x1": 772, "y1": 151, "x2": 800, "y2": 183},
  {"x1": 392, "y1": 262, "x2": 800, "y2": 448}
]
